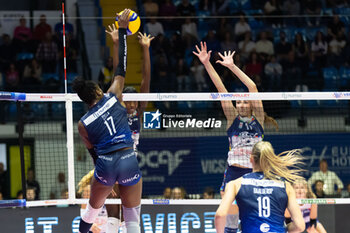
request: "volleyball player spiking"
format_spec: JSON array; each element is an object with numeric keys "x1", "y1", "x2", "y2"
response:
[
  {"x1": 193, "y1": 42, "x2": 278, "y2": 233},
  {"x1": 104, "y1": 22, "x2": 154, "y2": 233},
  {"x1": 74, "y1": 9, "x2": 142, "y2": 233},
  {"x1": 215, "y1": 141, "x2": 305, "y2": 233},
  {"x1": 285, "y1": 179, "x2": 327, "y2": 233}
]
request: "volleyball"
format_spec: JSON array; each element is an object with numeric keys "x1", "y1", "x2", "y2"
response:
[{"x1": 115, "y1": 10, "x2": 140, "y2": 36}]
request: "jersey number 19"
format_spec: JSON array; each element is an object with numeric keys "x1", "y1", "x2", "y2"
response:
[{"x1": 257, "y1": 196, "x2": 270, "y2": 217}]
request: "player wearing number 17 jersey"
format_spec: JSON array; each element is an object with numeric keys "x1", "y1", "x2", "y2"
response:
[
  {"x1": 76, "y1": 9, "x2": 142, "y2": 233},
  {"x1": 215, "y1": 141, "x2": 305, "y2": 233}
]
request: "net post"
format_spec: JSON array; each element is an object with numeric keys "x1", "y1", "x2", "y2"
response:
[
  {"x1": 65, "y1": 94, "x2": 76, "y2": 203},
  {"x1": 16, "y1": 101, "x2": 27, "y2": 202}
]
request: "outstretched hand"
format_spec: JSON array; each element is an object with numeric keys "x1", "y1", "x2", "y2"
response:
[
  {"x1": 216, "y1": 51, "x2": 236, "y2": 68},
  {"x1": 192, "y1": 41, "x2": 212, "y2": 65},
  {"x1": 138, "y1": 32, "x2": 154, "y2": 48},
  {"x1": 105, "y1": 24, "x2": 118, "y2": 43},
  {"x1": 117, "y1": 9, "x2": 131, "y2": 29}
]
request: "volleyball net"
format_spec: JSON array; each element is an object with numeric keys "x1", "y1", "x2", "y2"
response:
[{"x1": 1, "y1": 91, "x2": 350, "y2": 208}]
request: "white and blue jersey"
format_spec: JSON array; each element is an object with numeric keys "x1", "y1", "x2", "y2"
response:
[
  {"x1": 127, "y1": 110, "x2": 140, "y2": 154},
  {"x1": 300, "y1": 204, "x2": 312, "y2": 228},
  {"x1": 236, "y1": 172, "x2": 288, "y2": 233},
  {"x1": 80, "y1": 93, "x2": 141, "y2": 186},
  {"x1": 227, "y1": 115, "x2": 264, "y2": 168},
  {"x1": 80, "y1": 93, "x2": 133, "y2": 155}
]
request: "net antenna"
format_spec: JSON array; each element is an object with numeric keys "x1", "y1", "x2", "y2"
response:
[
  {"x1": 61, "y1": 1, "x2": 76, "y2": 203},
  {"x1": 62, "y1": 2, "x2": 68, "y2": 94}
]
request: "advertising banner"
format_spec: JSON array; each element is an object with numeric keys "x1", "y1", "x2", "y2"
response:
[
  {"x1": 0, "y1": 205, "x2": 347, "y2": 233},
  {"x1": 138, "y1": 133, "x2": 350, "y2": 195}
]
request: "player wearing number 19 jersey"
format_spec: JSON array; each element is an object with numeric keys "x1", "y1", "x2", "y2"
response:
[
  {"x1": 236, "y1": 172, "x2": 287, "y2": 233},
  {"x1": 215, "y1": 141, "x2": 305, "y2": 233}
]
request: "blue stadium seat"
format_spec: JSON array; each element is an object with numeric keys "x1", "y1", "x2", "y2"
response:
[
  {"x1": 305, "y1": 27, "x2": 327, "y2": 42},
  {"x1": 290, "y1": 28, "x2": 307, "y2": 41},
  {"x1": 190, "y1": 0, "x2": 199, "y2": 10},
  {"x1": 31, "y1": 103, "x2": 48, "y2": 117},
  {"x1": 177, "y1": 101, "x2": 191, "y2": 110},
  {"x1": 240, "y1": 0, "x2": 251, "y2": 10},
  {"x1": 290, "y1": 100, "x2": 301, "y2": 108},
  {"x1": 322, "y1": 8, "x2": 333, "y2": 16},
  {"x1": 229, "y1": 0, "x2": 241, "y2": 13},
  {"x1": 338, "y1": 66, "x2": 350, "y2": 87},
  {"x1": 51, "y1": 103, "x2": 65, "y2": 118},
  {"x1": 16, "y1": 53, "x2": 34, "y2": 61},
  {"x1": 193, "y1": 101, "x2": 207, "y2": 109},
  {"x1": 322, "y1": 67, "x2": 339, "y2": 91},
  {"x1": 320, "y1": 100, "x2": 338, "y2": 108},
  {"x1": 335, "y1": 8, "x2": 350, "y2": 25},
  {"x1": 7, "y1": 102, "x2": 17, "y2": 117},
  {"x1": 304, "y1": 100, "x2": 320, "y2": 108},
  {"x1": 184, "y1": 49, "x2": 193, "y2": 67},
  {"x1": 67, "y1": 73, "x2": 78, "y2": 84},
  {"x1": 42, "y1": 73, "x2": 60, "y2": 82},
  {"x1": 173, "y1": 0, "x2": 181, "y2": 7},
  {"x1": 273, "y1": 28, "x2": 293, "y2": 43}
]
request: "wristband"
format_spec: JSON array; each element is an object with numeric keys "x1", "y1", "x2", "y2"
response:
[
  {"x1": 285, "y1": 217, "x2": 292, "y2": 224},
  {"x1": 115, "y1": 28, "x2": 127, "y2": 77},
  {"x1": 310, "y1": 219, "x2": 317, "y2": 228}
]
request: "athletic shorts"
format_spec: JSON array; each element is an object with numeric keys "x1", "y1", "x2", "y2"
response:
[
  {"x1": 94, "y1": 148, "x2": 141, "y2": 186},
  {"x1": 220, "y1": 165, "x2": 252, "y2": 191}
]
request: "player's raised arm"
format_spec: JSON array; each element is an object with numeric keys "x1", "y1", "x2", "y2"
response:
[
  {"x1": 107, "y1": 9, "x2": 131, "y2": 102},
  {"x1": 193, "y1": 42, "x2": 237, "y2": 127},
  {"x1": 105, "y1": 23, "x2": 119, "y2": 72},
  {"x1": 285, "y1": 182, "x2": 305, "y2": 233},
  {"x1": 217, "y1": 51, "x2": 264, "y2": 125},
  {"x1": 138, "y1": 32, "x2": 154, "y2": 114}
]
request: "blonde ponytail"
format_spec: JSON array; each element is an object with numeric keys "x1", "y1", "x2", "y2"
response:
[
  {"x1": 264, "y1": 112, "x2": 279, "y2": 131},
  {"x1": 77, "y1": 169, "x2": 94, "y2": 194},
  {"x1": 252, "y1": 141, "x2": 304, "y2": 183}
]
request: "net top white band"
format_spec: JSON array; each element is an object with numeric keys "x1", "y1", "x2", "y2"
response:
[
  {"x1": 1, "y1": 92, "x2": 350, "y2": 102},
  {"x1": 21, "y1": 198, "x2": 350, "y2": 207}
]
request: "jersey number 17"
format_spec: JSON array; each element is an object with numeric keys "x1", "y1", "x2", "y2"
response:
[{"x1": 104, "y1": 116, "x2": 116, "y2": 136}]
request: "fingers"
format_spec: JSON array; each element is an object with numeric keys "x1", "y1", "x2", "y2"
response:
[
  {"x1": 231, "y1": 51, "x2": 236, "y2": 57},
  {"x1": 192, "y1": 51, "x2": 199, "y2": 57},
  {"x1": 216, "y1": 60, "x2": 223, "y2": 64},
  {"x1": 112, "y1": 23, "x2": 116, "y2": 31},
  {"x1": 204, "y1": 42, "x2": 207, "y2": 51},
  {"x1": 200, "y1": 41, "x2": 204, "y2": 51},
  {"x1": 150, "y1": 36, "x2": 155, "y2": 41},
  {"x1": 195, "y1": 44, "x2": 201, "y2": 53},
  {"x1": 208, "y1": 50, "x2": 212, "y2": 57},
  {"x1": 108, "y1": 25, "x2": 113, "y2": 32},
  {"x1": 121, "y1": 9, "x2": 131, "y2": 20},
  {"x1": 218, "y1": 52, "x2": 224, "y2": 60}
]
